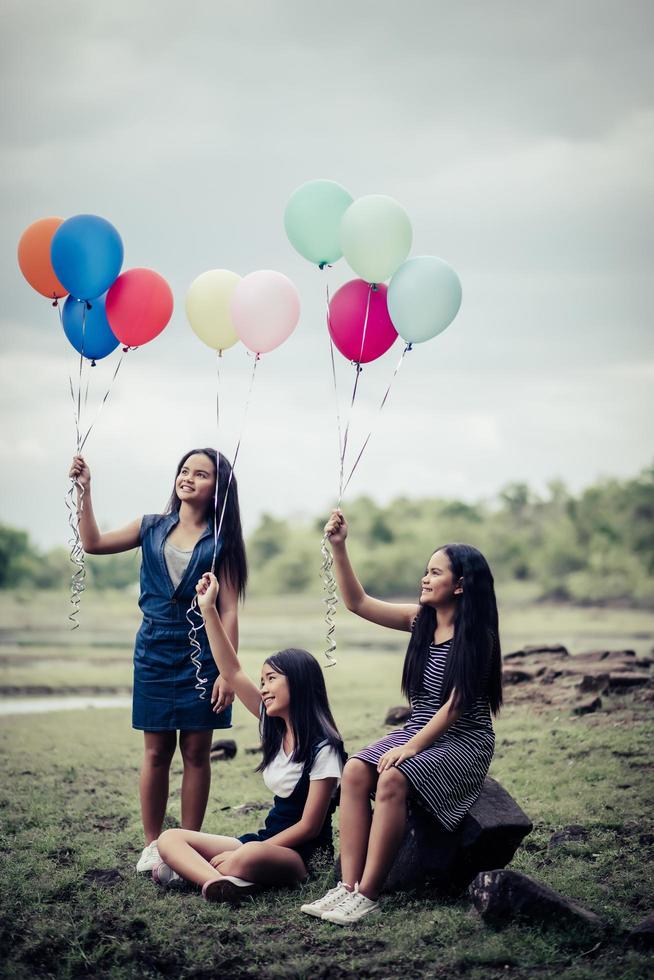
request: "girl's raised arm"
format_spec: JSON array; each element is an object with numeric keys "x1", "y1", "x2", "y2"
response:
[
  {"x1": 325, "y1": 510, "x2": 418, "y2": 632},
  {"x1": 69, "y1": 455, "x2": 141, "y2": 554},
  {"x1": 196, "y1": 573, "x2": 262, "y2": 718}
]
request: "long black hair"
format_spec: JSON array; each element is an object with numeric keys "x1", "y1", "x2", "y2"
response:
[
  {"x1": 164, "y1": 447, "x2": 248, "y2": 600},
  {"x1": 401, "y1": 544, "x2": 503, "y2": 715},
  {"x1": 257, "y1": 648, "x2": 346, "y2": 771}
]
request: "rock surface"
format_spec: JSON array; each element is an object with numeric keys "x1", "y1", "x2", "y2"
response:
[
  {"x1": 626, "y1": 911, "x2": 654, "y2": 949},
  {"x1": 336, "y1": 777, "x2": 532, "y2": 893},
  {"x1": 498, "y1": 643, "x2": 651, "y2": 713},
  {"x1": 384, "y1": 705, "x2": 412, "y2": 726},
  {"x1": 210, "y1": 739, "x2": 237, "y2": 760},
  {"x1": 469, "y1": 869, "x2": 605, "y2": 932}
]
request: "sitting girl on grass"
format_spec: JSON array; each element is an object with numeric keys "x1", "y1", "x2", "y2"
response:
[
  {"x1": 154, "y1": 572, "x2": 346, "y2": 903},
  {"x1": 301, "y1": 509, "x2": 503, "y2": 925}
]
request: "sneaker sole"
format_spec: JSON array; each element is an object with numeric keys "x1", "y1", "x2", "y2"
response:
[
  {"x1": 203, "y1": 879, "x2": 257, "y2": 905},
  {"x1": 300, "y1": 904, "x2": 330, "y2": 918},
  {"x1": 322, "y1": 907, "x2": 380, "y2": 925}
]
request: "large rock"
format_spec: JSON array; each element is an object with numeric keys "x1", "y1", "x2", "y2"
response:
[
  {"x1": 469, "y1": 869, "x2": 605, "y2": 932},
  {"x1": 504, "y1": 644, "x2": 569, "y2": 660},
  {"x1": 335, "y1": 777, "x2": 531, "y2": 893},
  {"x1": 384, "y1": 705, "x2": 412, "y2": 726},
  {"x1": 626, "y1": 911, "x2": 654, "y2": 949},
  {"x1": 210, "y1": 739, "x2": 237, "y2": 760}
]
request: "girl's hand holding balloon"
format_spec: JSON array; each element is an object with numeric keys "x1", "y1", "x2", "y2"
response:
[
  {"x1": 196, "y1": 572, "x2": 219, "y2": 612},
  {"x1": 69, "y1": 455, "x2": 91, "y2": 488},
  {"x1": 324, "y1": 509, "x2": 348, "y2": 545}
]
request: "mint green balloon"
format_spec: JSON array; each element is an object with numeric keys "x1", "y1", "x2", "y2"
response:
[
  {"x1": 340, "y1": 194, "x2": 412, "y2": 284},
  {"x1": 284, "y1": 179, "x2": 353, "y2": 266},
  {"x1": 387, "y1": 256, "x2": 462, "y2": 344}
]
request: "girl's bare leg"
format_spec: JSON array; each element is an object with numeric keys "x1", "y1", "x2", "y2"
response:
[
  {"x1": 158, "y1": 829, "x2": 241, "y2": 887},
  {"x1": 338, "y1": 759, "x2": 377, "y2": 888},
  {"x1": 215, "y1": 841, "x2": 307, "y2": 886},
  {"x1": 179, "y1": 730, "x2": 213, "y2": 830},
  {"x1": 140, "y1": 731, "x2": 177, "y2": 843},
  {"x1": 358, "y1": 767, "x2": 408, "y2": 900}
]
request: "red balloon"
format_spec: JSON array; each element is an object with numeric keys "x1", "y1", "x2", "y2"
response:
[
  {"x1": 328, "y1": 279, "x2": 397, "y2": 363},
  {"x1": 106, "y1": 268, "x2": 173, "y2": 347}
]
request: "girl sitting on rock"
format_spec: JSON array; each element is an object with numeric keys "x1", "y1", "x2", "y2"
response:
[
  {"x1": 301, "y1": 509, "x2": 503, "y2": 925},
  {"x1": 154, "y1": 572, "x2": 346, "y2": 903}
]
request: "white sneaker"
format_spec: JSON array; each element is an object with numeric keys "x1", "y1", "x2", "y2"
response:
[
  {"x1": 136, "y1": 841, "x2": 160, "y2": 873},
  {"x1": 300, "y1": 882, "x2": 352, "y2": 918},
  {"x1": 321, "y1": 885, "x2": 379, "y2": 925},
  {"x1": 152, "y1": 860, "x2": 182, "y2": 887}
]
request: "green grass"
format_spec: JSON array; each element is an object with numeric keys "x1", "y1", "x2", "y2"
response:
[{"x1": 0, "y1": 591, "x2": 653, "y2": 979}]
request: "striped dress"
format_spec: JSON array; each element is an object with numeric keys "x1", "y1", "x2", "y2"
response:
[{"x1": 354, "y1": 639, "x2": 495, "y2": 831}]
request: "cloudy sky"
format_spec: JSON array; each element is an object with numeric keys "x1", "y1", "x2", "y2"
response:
[{"x1": 2, "y1": 0, "x2": 653, "y2": 548}]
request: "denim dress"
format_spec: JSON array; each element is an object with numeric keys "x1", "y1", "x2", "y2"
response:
[{"x1": 132, "y1": 511, "x2": 233, "y2": 732}]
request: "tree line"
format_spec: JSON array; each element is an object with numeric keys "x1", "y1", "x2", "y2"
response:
[{"x1": 2, "y1": 466, "x2": 653, "y2": 607}]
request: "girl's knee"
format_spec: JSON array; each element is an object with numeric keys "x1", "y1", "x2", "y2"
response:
[
  {"x1": 222, "y1": 841, "x2": 259, "y2": 877},
  {"x1": 342, "y1": 759, "x2": 375, "y2": 793},
  {"x1": 157, "y1": 827, "x2": 183, "y2": 857},
  {"x1": 179, "y1": 733, "x2": 212, "y2": 768},
  {"x1": 375, "y1": 767, "x2": 408, "y2": 803},
  {"x1": 144, "y1": 741, "x2": 176, "y2": 768},
  {"x1": 180, "y1": 745, "x2": 210, "y2": 768}
]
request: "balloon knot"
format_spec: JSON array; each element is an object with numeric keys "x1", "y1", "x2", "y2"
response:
[
  {"x1": 406, "y1": 343, "x2": 413, "y2": 352},
  {"x1": 91, "y1": 359, "x2": 97, "y2": 367},
  {"x1": 122, "y1": 346, "x2": 129, "y2": 353},
  {"x1": 52, "y1": 298, "x2": 59, "y2": 308},
  {"x1": 371, "y1": 283, "x2": 378, "y2": 292},
  {"x1": 85, "y1": 301, "x2": 92, "y2": 311},
  {"x1": 319, "y1": 262, "x2": 326, "y2": 270}
]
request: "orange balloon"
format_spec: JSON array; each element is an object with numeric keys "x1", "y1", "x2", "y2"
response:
[{"x1": 17, "y1": 217, "x2": 69, "y2": 299}]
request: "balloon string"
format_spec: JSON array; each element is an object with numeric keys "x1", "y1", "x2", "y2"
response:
[
  {"x1": 341, "y1": 343, "x2": 412, "y2": 497},
  {"x1": 210, "y1": 350, "x2": 222, "y2": 575},
  {"x1": 186, "y1": 352, "x2": 260, "y2": 697},
  {"x1": 338, "y1": 283, "x2": 372, "y2": 506},
  {"x1": 65, "y1": 303, "x2": 89, "y2": 629},
  {"x1": 79, "y1": 350, "x2": 127, "y2": 452},
  {"x1": 320, "y1": 276, "x2": 374, "y2": 667},
  {"x1": 325, "y1": 280, "x2": 344, "y2": 478}
]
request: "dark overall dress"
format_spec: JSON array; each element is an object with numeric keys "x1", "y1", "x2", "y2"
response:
[
  {"x1": 238, "y1": 741, "x2": 338, "y2": 865},
  {"x1": 132, "y1": 511, "x2": 232, "y2": 732}
]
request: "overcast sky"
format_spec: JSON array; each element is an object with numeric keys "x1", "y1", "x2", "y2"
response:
[{"x1": 2, "y1": 0, "x2": 653, "y2": 548}]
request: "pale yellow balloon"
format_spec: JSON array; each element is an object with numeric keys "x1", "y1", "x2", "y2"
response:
[{"x1": 185, "y1": 269, "x2": 241, "y2": 351}]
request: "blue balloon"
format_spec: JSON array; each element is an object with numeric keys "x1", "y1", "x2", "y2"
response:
[
  {"x1": 62, "y1": 293, "x2": 119, "y2": 361},
  {"x1": 51, "y1": 214, "x2": 123, "y2": 301},
  {"x1": 387, "y1": 256, "x2": 462, "y2": 344}
]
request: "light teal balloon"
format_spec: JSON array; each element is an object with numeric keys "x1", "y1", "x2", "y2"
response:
[
  {"x1": 387, "y1": 256, "x2": 462, "y2": 344},
  {"x1": 340, "y1": 194, "x2": 412, "y2": 284},
  {"x1": 284, "y1": 179, "x2": 353, "y2": 266}
]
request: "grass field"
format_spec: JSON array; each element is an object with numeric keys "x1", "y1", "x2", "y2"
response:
[{"x1": 0, "y1": 590, "x2": 652, "y2": 979}]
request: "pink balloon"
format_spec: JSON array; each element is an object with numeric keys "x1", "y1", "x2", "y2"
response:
[
  {"x1": 328, "y1": 279, "x2": 398, "y2": 363},
  {"x1": 106, "y1": 268, "x2": 173, "y2": 347},
  {"x1": 230, "y1": 270, "x2": 300, "y2": 354}
]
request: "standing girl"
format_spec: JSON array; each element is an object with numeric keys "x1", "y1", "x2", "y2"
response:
[
  {"x1": 302, "y1": 509, "x2": 502, "y2": 925},
  {"x1": 155, "y1": 571, "x2": 346, "y2": 903},
  {"x1": 69, "y1": 448, "x2": 247, "y2": 873}
]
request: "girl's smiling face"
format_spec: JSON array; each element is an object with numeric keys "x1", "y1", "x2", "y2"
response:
[
  {"x1": 419, "y1": 549, "x2": 462, "y2": 607},
  {"x1": 260, "y1": 662, "x2": 290, "y2": 718},
  {"x1": 175, "y1": 453, "x2": 216, "y2": 508}
]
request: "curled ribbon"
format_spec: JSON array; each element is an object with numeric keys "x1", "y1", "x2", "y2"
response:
[{"x1": 186, "y1": 352, "x2": 260, "y2": 699}]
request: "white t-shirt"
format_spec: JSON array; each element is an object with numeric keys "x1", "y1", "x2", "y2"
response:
[{"x1": 262, "y1": 743, "x2": 344, "y2": 799}]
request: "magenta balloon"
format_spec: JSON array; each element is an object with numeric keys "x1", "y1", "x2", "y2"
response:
[{"x1": 328, "y1": 279, "x2": 398, "y2": 363}]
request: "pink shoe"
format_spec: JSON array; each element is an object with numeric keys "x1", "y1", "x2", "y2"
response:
[{"x1": 202, "y1": 875, "x2": 259, "y2": 904}]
